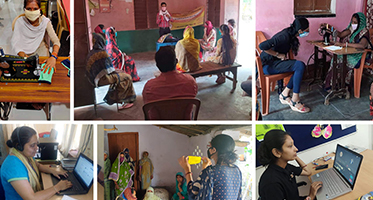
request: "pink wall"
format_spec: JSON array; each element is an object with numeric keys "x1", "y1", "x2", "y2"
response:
[
  {"x1": 256, "y1": 0, "x2": 364, "y2": 63},
  {"x1": 90, "y1": 0, "x2": 207, "y2": 32}
]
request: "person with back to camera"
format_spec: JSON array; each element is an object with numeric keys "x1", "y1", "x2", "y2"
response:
[
  {"x1": 259, "y1": 18, "x2": 310, "y2": 113},
  {"x1": 0, "y1": 126, "x2": 72, "y2": 200},
  {"x1": 178, "y1": 134, "x2": 242, "y2": 199},
  {"x1": 257, "y1": 129, "x2": 323, "y2": 200}
]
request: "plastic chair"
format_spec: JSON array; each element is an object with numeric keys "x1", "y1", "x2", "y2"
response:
[
  {"x1": 353, "y1": 28, "x2": 373, "y2": 98},
  {"x1": 143, "y1": 98, "x2": 200, "y2": 120},
  {"x1": 56, "y1": 0, "x2": 69, "y2": 40},
  {"x1": 255, "y1": 31, "x2": 294, "y2": 116}
]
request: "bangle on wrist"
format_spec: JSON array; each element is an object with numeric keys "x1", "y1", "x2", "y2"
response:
[
  {"x1": 51, "y1": 55, "x2": 57, "y2": 60},
  {"x1": 302, "y1": 164, "x2": 307, "y2": 169},
  {"x1": 53, "y1": 186, "x2": 59, "y2": 194},
  {"x1": 185, "y1": 171, "x2": 192, "y2": 176}
]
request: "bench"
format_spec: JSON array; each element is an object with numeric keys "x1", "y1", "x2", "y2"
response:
[
  {"x1": 156, "y1": 42, "x2": 178, "y2": 51},
  {"x1": 187, "y1": 61, "x2": 242, "y2": 93}
]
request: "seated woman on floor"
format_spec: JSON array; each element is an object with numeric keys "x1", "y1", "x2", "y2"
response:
[
  {"x1": 105, "y1": 27, "x2": 140, "y2": 82},
  {"x1": 175, "y1": 26, "x2": 201, "y2": 72},
  {"x1": 198, "y1": 21, "x2": 217, "y2": 55},
  {"x1": 1, "y1": 126, "x2": 72, "y2": 200},
  {"x1": 86, "y1": 33, "x2": 136, "y2": 109},
  {"x1": 172, "y1": 172, "x2": 188, "y2": 200},
  {"x1": 207, "y1": 24, "x2": 237, "y2": 84},
  {"x1": 320, "y1": 12, "x2": 372, "y2": 91}
]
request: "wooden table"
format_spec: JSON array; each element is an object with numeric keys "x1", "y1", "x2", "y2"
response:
[
  {"x1": 307, "y1": 149, "x2": 373, "y2": 200},
  {"x1": 307, "y1": 41, "x2": 364, "y2": 105},
  {"x1": 0, "y1": 56, "x2": 70, "y2": 120},
  {"x1": 41, "y1": 164, "x2": 103, "y2": 200},
  {"x1": 187, "y1": 61, "x2": 242, "y2": 93}
]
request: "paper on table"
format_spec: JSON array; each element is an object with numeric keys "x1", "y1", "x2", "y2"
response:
[
  {"x1": 324, "y1": 45, "x2": 343, "y2": 51},
  {"x1": 61, "y1": 195, "x2": 77, "y2": 200}
]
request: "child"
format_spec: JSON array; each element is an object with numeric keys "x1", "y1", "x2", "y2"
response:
[{"x1": 156, "y1": 2, "x2": 173, "y2": 37}]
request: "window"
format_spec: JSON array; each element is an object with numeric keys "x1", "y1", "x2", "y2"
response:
[
  {"x1": 294, "y1": 0, "x2": 335, "y2": 18},
  {"x1": 134, "y1": 0, "x2": 158, "y2": 30}
]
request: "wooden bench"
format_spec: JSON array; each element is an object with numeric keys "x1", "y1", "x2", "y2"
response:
[
  {"x1": 156, "y1": 42, "x2": 178, "y2": 51},
  {"x1": 187, "y1": 61, "x2": 242, "y2": 93}
]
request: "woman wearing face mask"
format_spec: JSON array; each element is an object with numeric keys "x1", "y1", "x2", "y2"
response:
[
  {"x1": 258, "y1": 129, "x2": 322, "y2": 200},
  {"x1": 11, "y1": 0, "x2": 60, "y2": 71},
  {"x1": 321, "y1": 12, "x2": 372, "y2": 91},
  {"x1": 178, "y1": 134, "x2": 242, "y2": 200},
  {"x1": 0, "y1": 126, "x2": 72, "y2": 200},
  {"x1": 259, "y1": 17, "x2": 310, "y2": 113}
]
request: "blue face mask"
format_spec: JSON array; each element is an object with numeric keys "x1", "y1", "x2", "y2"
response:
[{"x1": 299, "y1": 31, "x2": 309, "y2": 38}]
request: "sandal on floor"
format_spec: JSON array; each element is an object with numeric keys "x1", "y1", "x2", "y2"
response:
[
  {"x1": 289, "y1": 100, "x2": 310, "y2": 113},
  {"x1": 118, "y1": 103, "x2": 134, "y2": 110},
  {"x1": 279, "y1": 94, "x2": 291, "y2": 105}
]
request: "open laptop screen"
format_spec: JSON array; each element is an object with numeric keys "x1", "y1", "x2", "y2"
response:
[
  {"x1": 73, "y1": 154, "x2": 94, "y2": 189},
  {"x1": 333, "y1": 144, "x2": 363, "y2": 189}
]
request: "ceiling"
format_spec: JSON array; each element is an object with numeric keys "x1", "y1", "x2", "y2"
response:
[{"x1": 156, "y1": 125, "x2": 252, "y2": 137}]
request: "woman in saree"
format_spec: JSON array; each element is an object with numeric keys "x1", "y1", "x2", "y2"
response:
[
  {"x1": 105, "y1": 27, "x2": 140, "y2": 81},
  {"x1": 139, "y1": 151, "x2": 154, "y2": 190},
  {"x1": 0, "y1": 126, "x2": 72, "y2": 200},
  {"x1": 207, "y1": 24, "x2": 237, "y2": 84},
  {"x1": 104, "y1": 151, "x2": 115, "y2": 200},
  {"x1": 172, "y1": 172, "x2": 188, "y2": 200},
  {"x1": 321, "y1": 12, "x2": 372, "y2": 90},
  {"x1": 86, "y1": 33, "x2": 136, "y2": 109},
  {"x1": 198, "y1": 21, "x2": 217, "y2": 52},
  {"x1": 175, "y1": 26, "x2": 202, "y2": 72},
  {"x1": 109, "y1": 151, "x2": 135, "y2": 198}
]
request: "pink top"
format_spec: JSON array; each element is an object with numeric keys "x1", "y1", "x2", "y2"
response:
[{"x1": 143, "y1": 70, "x2": 198, "y2": 104}]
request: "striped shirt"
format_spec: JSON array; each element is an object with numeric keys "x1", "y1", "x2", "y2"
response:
[{"x1": 157, "y1": 13, "x2": 173, "y2": 28}]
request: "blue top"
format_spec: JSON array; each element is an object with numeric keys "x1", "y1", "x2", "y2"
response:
[
  {"x1": 1, "y1": 155, "x2": 30, "y2": 200},
  {"x1": 188, "y1": 165, "x2": 242, "y2": 200}
]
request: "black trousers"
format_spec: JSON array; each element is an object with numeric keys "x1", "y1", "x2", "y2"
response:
[{"x1": 159, "y1": 27, "x2": 171, "y2": 37}]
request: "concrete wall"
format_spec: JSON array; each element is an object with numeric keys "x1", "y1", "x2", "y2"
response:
[
  {"x1": 103, "y1": 125, "x2": 191, "y2": 189},
  {"x1": 255, "y1": 124, "x2": 373, "y2": 198},
  {"x1": 256, "y1": 0, "x2": 365, "y2": 64}
]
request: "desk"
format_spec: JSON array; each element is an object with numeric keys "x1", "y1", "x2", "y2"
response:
[
  {"x1": 0, "y1": 56, "x2": 70, "y2": 120},
  {"x1": 187, "y1": 61, "x2": 242, "y2": 93},
  {"x1": 307, "y1": 41, "x2": 364, "y2": 105},
  {"x1": 307, "y1": 149, "x2": 373, "y2": 200},
  {"x1": 41, "y1": 165, "x2": 103, "y2": 200}
]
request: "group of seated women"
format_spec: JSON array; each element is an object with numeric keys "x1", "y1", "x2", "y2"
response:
[{"x1": 258, "y1": 12, "x2": 373, "y2": 114}]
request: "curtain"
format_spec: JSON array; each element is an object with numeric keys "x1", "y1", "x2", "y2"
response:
[
  {"x1": 57, "y1": 124, "x2": 93, "y2": 159},
  {"x1": 366, "y1": 0, "x2": 373, "y2": 29}
]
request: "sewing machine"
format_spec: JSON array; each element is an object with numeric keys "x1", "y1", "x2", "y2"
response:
[{"x1": 0, "y1": 54, "x2": 41, "y2": 82}]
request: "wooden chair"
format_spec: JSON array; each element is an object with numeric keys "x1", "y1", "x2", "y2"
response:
[
  {"x1": 255, "y1": 31, "x2": 294, "y2": 116},
  {"x1": 56, "y1": 0, "x2": 69, "y2": 40},
  {"x1": 143, "y1": 98, "x2": 200, "y2": 120},
  {"x1": 353, "y1": 28, "x2": 373, "y2": 98}
]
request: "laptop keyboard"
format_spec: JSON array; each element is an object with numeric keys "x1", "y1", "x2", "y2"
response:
[
  {"x1": 320, "y1": 170, "x2": 345, "y2": 196},
  {"x1": 52, "y1": 172, "x2": 83, "y2": 192}
]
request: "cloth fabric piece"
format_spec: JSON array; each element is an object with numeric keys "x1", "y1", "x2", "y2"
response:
[
  {"x1": 173, "y1": 172, "x2": 188, "y2": 200},
  {"x1": 139, "y1": 154, "x2": 154, "y2": 190},
  {"x1": 187, "y1": 165, "x2": 242, "y2": 200},
  {"x1": 1, "y1": 155, "x2": 30, "y2": 200},
  {"x1": 144, "y1": 187, "x2": 161, "y2": 200},
  {"x1": 366, "y1": 0, "x2": 373, "y2": 29},
  {"x1": 109, "y1": 152, "x2": 134, "y2": 198},
  {"x1": 176, "y1": 26, "x2": 201, "y2": 72},
  {"x1": 199, "y1": 29, "x2": 216, "y2": 51},
  {"x1": 38, "y1": 63, "x2": 54, "y2": 84},
  {"x1": 259, "y1": 163, "x2": 303, "y2": 200},
  {"x1": 142, "y1": 70, "x2": 197, "y2": 104},
  {"x1": 206, "y1": 37, "x2": 237, "y2": 65},
  {"x1": 105, "y1": 27, "x2": 140, "y2": 81},
  {"x1": 86, "y1": 33, "x2": 115, "y2": 87},
  {"x1": 124, "y1": 188, "x2": 137, "y2": 200},
  {"x1": 11, "y1": 15, "x2": 60, "y2": 56},
  {"x1": 98, "y1": 71, "x2": 136, "y2": 104}
]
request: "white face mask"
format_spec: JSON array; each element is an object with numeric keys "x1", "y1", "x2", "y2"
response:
[
  {"x1": 24, "y1": 9, "x2": 40, "y2": 22},
  {"x1": 351, "y1": 24, "x2": 358, "y2": 31}
]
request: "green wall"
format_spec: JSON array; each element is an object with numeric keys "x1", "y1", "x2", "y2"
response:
[{"x1": 116, "y1": 26, "x2": 221, "y2": 54}]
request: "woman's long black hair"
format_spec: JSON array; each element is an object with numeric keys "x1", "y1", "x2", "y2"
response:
[
  {"x1": 286, "y1": 17, "x2": 309, "y2": 56},
  {"x1": 257, "y1": 129, "x2": 290, "y2": 166},
  {"x1": 211, "y1": 134, "x2": 238, "y2": 165},
  {"x1": 220, "y1": 24, "x2": 233, "y2": 65}
]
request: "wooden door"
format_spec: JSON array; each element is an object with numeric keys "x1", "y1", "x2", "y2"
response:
[
  {"x1": 74, "y1": 0, "x2": 95, "y2": 107},
  {"x1": 108, "y1": 132, "x2": 140, "y2": 190},
  {"x1": 208, "y1": 0, "x2": 221, "y2": 27}
]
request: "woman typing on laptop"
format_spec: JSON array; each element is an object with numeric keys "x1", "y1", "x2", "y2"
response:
[
  {"x1": 0, "y1": 126, "x2": 72, "y2": 200},
  {"x1": 257, "y1": 130, "x2": 323, "y2": 200}
]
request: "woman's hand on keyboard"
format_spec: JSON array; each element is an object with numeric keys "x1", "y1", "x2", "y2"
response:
[
  {"x1": 56, "y1": 180, "x2": 73, "y2": 192},
  {"x1": 52, "y1": 170, "x2": 68, "y2": 179},
  {"x1": 309, "y1": 181, "x2": 323, "y2": 200}
]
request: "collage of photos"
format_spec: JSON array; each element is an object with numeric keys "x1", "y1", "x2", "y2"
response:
[{"x1": 1, "y1": 0, "x2": 373, "y2": 200}]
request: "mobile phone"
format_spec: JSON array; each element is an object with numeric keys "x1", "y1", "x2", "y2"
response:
[{"x1": 315, "y1": 164, "x2": 328, "y2": 170}]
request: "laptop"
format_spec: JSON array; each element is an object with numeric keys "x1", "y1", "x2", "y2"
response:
[
  {"x1": 311, "y1": 144, "x2": 363, "y2": 200},
  {"x1": 51, "y1": 153, "x2": 101, "y2": 195},
  {"x1": 0, "y1": 54, "x2": 40, "y2": 82}
]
